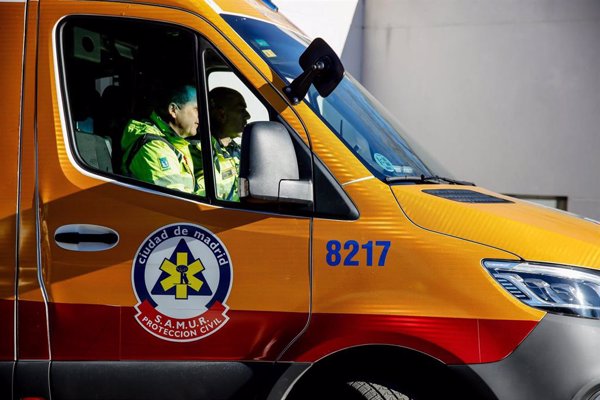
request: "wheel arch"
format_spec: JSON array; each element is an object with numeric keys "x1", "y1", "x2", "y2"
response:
[{"x1": 281, "y1": 344, "x2": 496, "y2": 399}]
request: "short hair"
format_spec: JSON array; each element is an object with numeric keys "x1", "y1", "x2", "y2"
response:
[
  {"x1": 170, "y1": 85, "x2": 197, "y2": 108},
  {"x1": 157, "y1": 85, "x2": 197, "y2": 121},
  {"x1": 209, "y1": 87, "x2": 242, "y2": 110},
  {"x1": 208, "y1": 87, "x2": 244, "y2": 133}
]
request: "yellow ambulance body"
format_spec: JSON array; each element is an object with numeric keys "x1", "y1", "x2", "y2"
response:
[{"x1": 1, "y1": 0, "x2": 599, "y2": 399}]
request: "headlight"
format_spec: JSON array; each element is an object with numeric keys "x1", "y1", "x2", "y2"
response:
[{"x1": 483, "y1": 260, "x2": 600, "y2": 319}]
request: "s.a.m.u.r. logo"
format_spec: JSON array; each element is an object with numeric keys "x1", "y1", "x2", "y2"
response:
[{"x1": 132, "y1": 223, "x2": 232, "y2": 342}]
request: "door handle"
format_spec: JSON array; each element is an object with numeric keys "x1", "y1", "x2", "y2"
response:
[{"x1": 54, "y1": 224, "x2": 119, "y2": 251}]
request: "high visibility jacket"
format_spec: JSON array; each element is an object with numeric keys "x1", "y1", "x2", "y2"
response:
[
  {"x1": 190, "y1": 137, "x2": 240, "y2": 202},
  {"x1": 213, "y1": 138, "x2": 240, "y2": 201},
  {"x1": 121, "y1": 112, "x2": 202, "y2": 195}
]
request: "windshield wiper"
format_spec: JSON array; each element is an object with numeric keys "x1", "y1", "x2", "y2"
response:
[{"x1": 385, "y1": 175, "x2": 475, "y2": 186}]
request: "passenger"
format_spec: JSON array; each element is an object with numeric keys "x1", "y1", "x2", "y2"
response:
[
  {"x1": 190, "y1": 87, "x2": 250, "y2": 202},
  {"x1": 121, "y1": 85, "x2": 204, "y2": 195}
]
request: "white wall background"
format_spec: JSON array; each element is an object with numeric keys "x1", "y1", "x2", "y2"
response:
[
  {"x1": 276, "y1": 0, "x2": 364, "y2": 79},
  {"x1": 276, "y1": 0, "x2": 600, "y2": 220}
]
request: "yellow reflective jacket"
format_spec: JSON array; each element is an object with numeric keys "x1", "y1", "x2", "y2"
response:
[
  {"x1": 121, "y1": 112, "x2": 203, "y2": 195},
  {"x1": 190, "y1": 137, "x2": 240, "y2": 201}
]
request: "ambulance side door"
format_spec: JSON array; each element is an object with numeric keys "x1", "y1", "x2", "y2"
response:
[{"x1": 36, "y1": 2, "x2": 311, "y2": 398}]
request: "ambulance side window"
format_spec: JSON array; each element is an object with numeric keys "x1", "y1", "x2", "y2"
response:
[
  {"x1": 59, "y1": 17, "x2": 206, "y2": 198},
  {"x1": 59, "y1": 18, "x2": 346, "y2": 217},
  {"x1": 204, "y1": 48, "x2": 271, "y2": 203}
]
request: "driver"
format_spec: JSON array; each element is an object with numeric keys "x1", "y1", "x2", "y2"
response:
[{"x1": 190, "y1": 87, "x2": 250, "y2": 201}]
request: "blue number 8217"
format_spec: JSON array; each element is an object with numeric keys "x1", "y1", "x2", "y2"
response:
[{"x1": 326, "y1": 240, "x2": 391, "y2": 267}]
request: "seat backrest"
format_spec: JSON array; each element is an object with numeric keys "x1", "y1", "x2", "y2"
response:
[
  {"x1": 75, "y1": 131, "x2": 113, "y2": 173},
  {"x1": 71, "y1": 85, "x2": 100, "y2": 134},
  {"x1": 96, "y1": 85, "x2": 132, "y2": 171}
]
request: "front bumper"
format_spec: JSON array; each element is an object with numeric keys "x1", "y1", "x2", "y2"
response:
[{"x1": 452, "y1": 313, "x2": 600, "y2": 400}]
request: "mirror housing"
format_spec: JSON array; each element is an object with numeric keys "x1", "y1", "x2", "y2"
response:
[
  {"x1": 284, "y1": 38, "x2": 344, "y2": 105},
  {"x1": 239, "y1": 121, "x2": 313, "y2": 205}
]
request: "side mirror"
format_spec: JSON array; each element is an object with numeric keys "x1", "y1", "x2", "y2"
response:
[
  {"x1": 239, "y1": 121, "x2": 313, "y2": 205},
  {"x1": 284, "y1": 38, "x2": 344, "y2": 105}
]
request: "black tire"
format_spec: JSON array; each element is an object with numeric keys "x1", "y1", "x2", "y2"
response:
[{"x1": 346, "y1": 381, "x2": 411, "y2": 400}]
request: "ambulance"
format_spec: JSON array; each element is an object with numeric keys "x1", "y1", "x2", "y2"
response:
[{"x1": 2, "y1": 0, "x2": 600, "y2": 398}]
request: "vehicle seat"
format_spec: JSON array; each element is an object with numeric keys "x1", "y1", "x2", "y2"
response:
[
  {"x1": 71, "y1": 85, "x2": 100, "y2": 133},
  {"x1": 75, "y1": 131, "x2": 113, "y2": 173},
  {"x1": 96, "y1": 85, "x2": 132, "y2": 172},
  {"x1": 70, "y1": 85, "x2": 113, "y2": 172}
]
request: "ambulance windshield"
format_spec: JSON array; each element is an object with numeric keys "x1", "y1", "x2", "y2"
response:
[{"x1": 223, "y1": 15, "x2": 450, "y2": 182}]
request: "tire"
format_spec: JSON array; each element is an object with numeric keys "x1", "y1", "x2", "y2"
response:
[{"x1": 346, "y1": 381, "x2": 411, "y2": 400}]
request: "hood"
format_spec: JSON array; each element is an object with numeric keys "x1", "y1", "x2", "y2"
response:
[{"x1": 392, "y1": 185, "x2": 600, "y2": 269}]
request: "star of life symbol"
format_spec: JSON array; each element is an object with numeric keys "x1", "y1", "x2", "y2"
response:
[
  {"x1": 160, "y1": 253, "x2": 204, "y2": 299},
  {"x1": 132, "y1": 223, "x2": 232, "y2": 342},
  {"x1": 151, "y1": 239, "x2": 213, "y2": 300},
  {"x1": 160, "y1": 251, "x2": 205, "y2": 299}
]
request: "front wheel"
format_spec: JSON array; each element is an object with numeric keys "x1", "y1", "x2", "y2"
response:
[{"x1": 345, "y1": 381, "x2": 411, "y2": 400}]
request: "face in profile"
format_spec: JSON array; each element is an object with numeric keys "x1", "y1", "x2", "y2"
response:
[
  {"x1": 170, "y1": 100, "x2": 199, "y2": 138},
  {"x1": 221, "y1": 93, "x2": 250, "y2": 138}
]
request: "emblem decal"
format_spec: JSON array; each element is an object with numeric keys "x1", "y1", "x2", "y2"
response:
[
  {"x1": 159, "y1": 157, "x2": 170, "y2": 170},
  {"x1": 132, "y1": 223, "x2": 232, "y2": 342}
]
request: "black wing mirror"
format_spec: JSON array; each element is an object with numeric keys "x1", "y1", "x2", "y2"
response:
[{"x1": 284, "y1": 38, "x2": 344, "y2": 105}]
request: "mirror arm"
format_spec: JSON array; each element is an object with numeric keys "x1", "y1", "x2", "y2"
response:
[
  {"x1": 284, "y1": 58, "x2": 328, "y2": 105},
  {"x1": 239, "y1": 177, "x2": 250, "y2": 198}
]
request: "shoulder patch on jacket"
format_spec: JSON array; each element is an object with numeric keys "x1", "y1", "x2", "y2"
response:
[{"x1": 159, "y1": 157, "x2": 171, "y2": 170}]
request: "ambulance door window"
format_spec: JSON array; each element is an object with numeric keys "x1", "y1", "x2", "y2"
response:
[
  {"x1": 59, "y1": 17, "x2": 206, "y2": 199},
  {"x1": 203, "y1": 49, "x2": 264, "y2": 203},
  {"x1": 203, "y1": 47, "x2": 313, "y2": 213},
  {"x1": 208, "y1": 71, "x2": 269, "y2": 123}
]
